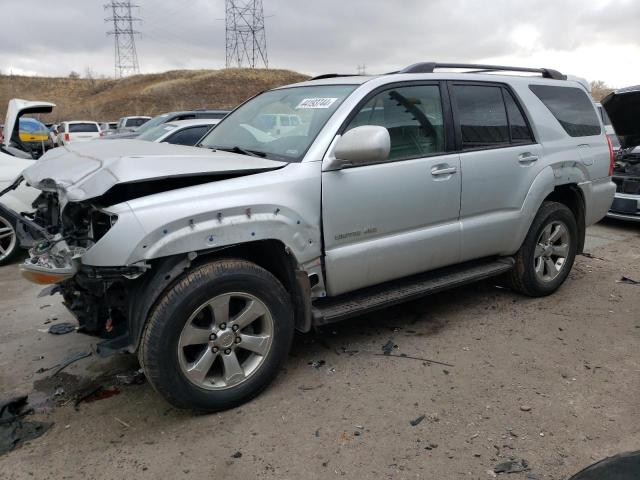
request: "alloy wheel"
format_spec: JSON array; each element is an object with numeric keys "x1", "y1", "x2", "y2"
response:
[
  {"x1": 0, "y1": 217, "x2": 17, "y2": 263},
  {"x1": 177, "y1": 292, "x2": 274, "y2": 390},
  {"x1": 533, "y1": 220, "x2": 570, "y2": 282}
]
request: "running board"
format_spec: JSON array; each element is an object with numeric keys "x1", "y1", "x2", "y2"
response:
[{"x1": 312, "y1": 257, "x2": 515, "y2": 326}]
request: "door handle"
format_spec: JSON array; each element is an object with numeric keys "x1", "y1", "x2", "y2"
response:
[
  {"x1": 431, "y1": 166, "x2": 457, "y2": 176},
  {"x1": 518, "y1": 152, "x2": 539, "y2": 164}
]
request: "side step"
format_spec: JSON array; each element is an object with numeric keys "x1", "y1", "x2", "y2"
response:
[{"x1": 312, "y1": 257, "x2": 515, "y2": 326}]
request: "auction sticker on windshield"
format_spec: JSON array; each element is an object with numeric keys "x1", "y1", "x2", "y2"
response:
[{"x1": 296, "y1": 98, "x2": 338, "y2": 109}]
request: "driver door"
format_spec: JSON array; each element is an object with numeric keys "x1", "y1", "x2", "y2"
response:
[{"x1": 321, "y1": 83, "x2": 462, "y2": 296}]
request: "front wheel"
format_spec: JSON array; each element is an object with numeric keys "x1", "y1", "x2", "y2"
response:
[
  {"x1": 507, "y1": 201, "x2": 578, "y2": 297},
  {"x1": 140, "y1": 259, "x2": 294, "y2": 411}
]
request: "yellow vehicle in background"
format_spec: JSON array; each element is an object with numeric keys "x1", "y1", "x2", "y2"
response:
[{"x1": 18, "y1": 117, "x2": 53, "y2": 157}]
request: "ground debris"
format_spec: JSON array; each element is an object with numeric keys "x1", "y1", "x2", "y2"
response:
[
  {"x1": 617, "y1": 276, "x2": 640, "y2": 285},
  {"x1": 382, "y1": 340, "x2": 396, "y2": 355},
  {"x1": 48, "y1": 322, "x2": 76, "y2": 335},
  {"x1": 494, "y1": 458, "x2": 529, "y2": 474},
  {"x1": 409, "y1": 415, "x2": 425, "y2": 427},
  {"x1": 374, "y1": 352, "x2": 454, "y2": 367},
  {"x1": 115, "y1": 369, "x2": 145, "y2": 386},
  {"x1": 579, "y1": 252, "x2": 607, "y2": 261},
  {"x1": 307, "y1": 360, "x2": 326, "y2": 369},
  {"x1": 231, "y1": 451, "x2": 243, "y2": 458},
  {"x1": 0, "y1": 395, "x2": 52, "y2": 456}
]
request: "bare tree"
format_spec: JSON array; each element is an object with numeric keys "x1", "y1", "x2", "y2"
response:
[{"x1": 590, "y1": 80, "x2": 614, "y2": 101}]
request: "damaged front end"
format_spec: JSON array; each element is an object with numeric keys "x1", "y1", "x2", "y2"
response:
[
  {"x1": 20, "y1": 187, "x2": 151, "y2": 351},
  {"x1": 608, "y1": 148, "x2": 640, "y2": 220}
]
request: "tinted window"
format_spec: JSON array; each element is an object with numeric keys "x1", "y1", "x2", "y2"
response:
[
  {"x1": 68, "y1": 123, "x2": 98, "y2": 133},
  {"x1": 125, "y1": 118, "x2": 149, "y2": 128},
  {"x1": 163, "y1": 126, "x2": 210, "y2": 146},
  {"x1": 503, "y1": 90, "x2": 533, "y2": 144},
  {"x1": 345, "y1": 84, "x2": 445, "y2": 161},
  {"x1": 453, "y1": 85, "x2": 509, "y2": 149},
  {"x1": 529, "y1": 85, "x2": 600, "y2": 137}
]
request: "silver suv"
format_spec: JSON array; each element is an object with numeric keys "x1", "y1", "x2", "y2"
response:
[{"x1": 10, "y1": 63, "x2": 615, "y2": 411}]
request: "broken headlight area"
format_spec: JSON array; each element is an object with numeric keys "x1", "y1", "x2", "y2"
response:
[{"x1": 21, "y1": 192, "x2": 119, "y2": 285}]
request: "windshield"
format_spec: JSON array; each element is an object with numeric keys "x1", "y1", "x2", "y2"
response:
[
  {"x1": 134, "y1": 113, "x2": 171, "y2": 134},
  {"x1": 137, "y1": 123, "x2": 178, "y2": 142},
  {"x1": 199, "y1": 85, "x2": 357, "y2": 161}
]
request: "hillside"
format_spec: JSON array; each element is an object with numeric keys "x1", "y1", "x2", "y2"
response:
[{"x1": 0, "y1": 69, "x2": 309, "y2": 123}]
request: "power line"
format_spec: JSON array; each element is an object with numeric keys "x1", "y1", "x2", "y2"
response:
[
  {"x1": 225, "y1": 0, "x2": 268, "y2": 69},
  {"x1": 104, "y1": 1, "x2": 141, "y2": 78}
]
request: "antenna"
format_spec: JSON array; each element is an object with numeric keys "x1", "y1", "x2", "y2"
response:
[
  {"x1": 104, "y1": 1, "x2": 141, "y2": 78},
  {"x1": 225, "y1": 0, "x2": 268, "y2": 69}
]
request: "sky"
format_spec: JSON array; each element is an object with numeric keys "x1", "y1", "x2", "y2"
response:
[{"x1": 1, "y1": 0, "x2": 639, "y2": 88}]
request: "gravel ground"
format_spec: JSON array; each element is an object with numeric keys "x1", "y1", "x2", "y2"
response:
[{"x1": 0, "y1": 219, "x2": 638, "y2": 480}]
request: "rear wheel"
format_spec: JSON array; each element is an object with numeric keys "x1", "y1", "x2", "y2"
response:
[
  {"x1": 0, "y1": 215, "x2": 20, "y2": 266},
  {"x1": 140, "y1": 259, "x2": 294, "y2": 411},
  {"x1": 507, "y1": 201, "x2": 577, "y2": 297}
]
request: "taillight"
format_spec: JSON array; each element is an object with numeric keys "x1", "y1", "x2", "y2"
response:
[
  {"x1": 606, "y1": 135, "x2": 614, "y2": 176},
  {"x1": 64, "y1": 133, "x2": 70, "y2": 142}
]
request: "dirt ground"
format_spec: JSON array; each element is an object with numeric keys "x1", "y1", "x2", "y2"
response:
[{"x1": 0, "y1": 219, "x2": 638, "y2": 479}]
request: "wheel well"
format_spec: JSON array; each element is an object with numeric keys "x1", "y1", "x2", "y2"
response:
[
  {"x1": 196, "y1": 240, "x2": 311, "y2": 332},
  {"x1": 544, "y1": 184, "x2": 586, "y2": 253}
]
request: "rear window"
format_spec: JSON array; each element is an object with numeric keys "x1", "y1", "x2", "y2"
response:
[
  {"x1": 125, "y1": 118, "x2": 149, "y2": 128},
  {"x1": 529, "y1": 85, "x2": 601, "y2": 137},
  {"x1": 68, "y1": 123, "x2": 98, "y2": 133}
]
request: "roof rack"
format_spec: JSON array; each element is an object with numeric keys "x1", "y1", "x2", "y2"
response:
[
  {"x1": 309, "y1": 73, "x2": 361, "y2": 80},
  {"x1": 396, "y1": 62, "x2": 566, "y2": 80}
]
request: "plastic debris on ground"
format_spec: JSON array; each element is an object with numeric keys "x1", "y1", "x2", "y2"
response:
[
  {"x1": 494, "y1": 458, "x2": 529, "y2": 474},
  {"x1": 0, "y1": 395, "x2": 52, "y2": 455},
  {"x1": 48, "y1": 323, "x2": 76, "y2": 335}
]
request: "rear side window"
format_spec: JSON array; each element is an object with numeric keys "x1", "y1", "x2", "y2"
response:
[
  {"x1": 529, "y1": 85, "x2": 600, "y2": 137},
  {"x1": 503, "y1": 90, "x2": 533, "y2": 144},
  {"x1": 126, "y1": 118, "x2": 148, "y2": 128},
  {"x1": 163, "y1": 126, "x2": 210, "y2": 146},
  {"x1": 453, "y1": 85, "x2": 510, "y2": 149},
  {"x1": 68, "y1": 123, "x2": 98, "y2": 133}
]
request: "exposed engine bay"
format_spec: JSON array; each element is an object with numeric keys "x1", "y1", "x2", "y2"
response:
[{"x1": 612, "y1": 147, "x2": 640, "y2": 195}]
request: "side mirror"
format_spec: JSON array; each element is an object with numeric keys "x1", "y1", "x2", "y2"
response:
[{"x1": 325, "y1": 125, "x2": 390, "y2": 170}]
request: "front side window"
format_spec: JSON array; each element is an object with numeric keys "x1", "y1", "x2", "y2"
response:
[
  {"x1": 344, "y1": 84, "x2": 446, "y2": 161},
  {"x1": 199, "y1": 85, "x2": 357, "y2": 162},
  {"x1": 453, "y1": 85, "x2": 510, "y2": 150},
  {"x1": 530, "y1": 85, "x2": 601, "y2": 137}
]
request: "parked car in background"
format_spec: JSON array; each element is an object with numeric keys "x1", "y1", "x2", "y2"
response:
[
  {"x1": 99, "y1": 122, "x2": 118, "y2": 136},
  {"x1": 101, "y1": 110, "x2": 229, "y2": 140},
  {"x1": 56, "y1": 121, "x2": 102, "y2": 146},
  {"x1": 18, "y1": 117, "x2": 53, "y2": 157},
  {"x1": 136, "y1": 118, "x2": 220, "y2": 146},
  {"x1": 113, "y1": 116, "x2": 151, "y2": 135},
  {"x1": 12, "y1": 63, "x2": 616, "y2": 411},
  {"x1": 602, "y1": 85, "x2": 640, "y2": 221},
  {"x1": 0, "y1": 99, "x2": 53, "y2": 265}
]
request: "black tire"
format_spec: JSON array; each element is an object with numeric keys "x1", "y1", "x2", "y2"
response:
[
  {"x1": 0, "y1": 214, "x2": 21, "y2": 267},
  {"x1": 140, "y1": 258, "x2": 294, "y2": 411},
  {"x1": 506, "y1": 201, "x2": 578, "y2": 297}
]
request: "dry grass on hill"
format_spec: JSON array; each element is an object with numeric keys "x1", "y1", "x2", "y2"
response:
[{"x1": 0, "y1": 68, "x2": 309, "y2": 123}]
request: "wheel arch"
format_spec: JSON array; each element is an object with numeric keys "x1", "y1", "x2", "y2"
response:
[
  {"x1": 126, "y1": 239, "x2": 313, "y2": 353},
  {"x1": 543, "y1": 184, "x2": 586, "y2": 253}
]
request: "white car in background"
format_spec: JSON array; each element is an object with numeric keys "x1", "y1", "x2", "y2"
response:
[
  {"x1": 56, "y1": 121, "x2": 102, "y2": 146},
  {"x1": 135, "y1": 118, "x2": 220, "y2": 146},
  {"x1": 0, "y1": 99, "x2": 52, "y2": 265}
]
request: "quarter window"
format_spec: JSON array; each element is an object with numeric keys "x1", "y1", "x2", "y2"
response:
[
  {"x1": 529, "y1": 85, "x2": 601, "y2": 137},
  {"x1": 345, "y1": 84, "x2": 446, "y2": 161}
]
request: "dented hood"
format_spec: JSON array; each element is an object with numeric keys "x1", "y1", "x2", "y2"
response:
[
  {"x1": 22, "y1": 139, "x2": 286, "y2": 202},
  {"x1": 601, "y1": 85, "x2": 640, "y2": 149}
]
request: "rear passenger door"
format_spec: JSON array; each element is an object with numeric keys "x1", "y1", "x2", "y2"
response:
[
  {"x1": 450, "y1": 82, "x2": 543, "y2": 261},
  {"x1": 322, "y1": 82, "x2": 461, "y2": 296}
]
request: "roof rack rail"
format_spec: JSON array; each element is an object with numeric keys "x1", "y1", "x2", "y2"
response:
[
  {"x1": 309, "y1": 73, "x2": 360, "y2": 80},
  {"x1": 397, "y1": 62, "x2": 566, "y2": 80}
]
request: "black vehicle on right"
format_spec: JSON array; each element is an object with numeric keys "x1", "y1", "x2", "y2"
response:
[{"x1": 602, "y1": 85, "x2": 640, "y2": 222}]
